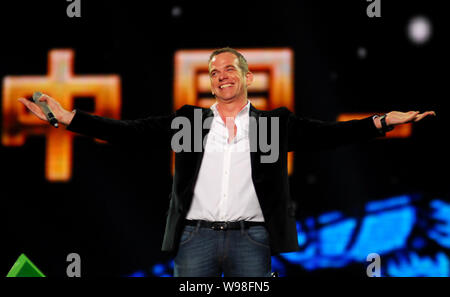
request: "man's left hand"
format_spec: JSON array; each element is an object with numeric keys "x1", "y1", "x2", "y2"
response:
[{"x1": 374, "y1": 110, "x2": 436, "y2": 130}]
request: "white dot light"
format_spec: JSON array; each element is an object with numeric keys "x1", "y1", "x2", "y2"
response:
[
  {"x1": 357, "y1": 47, "x2": 367, "y2": 59},
  {"x1": 407, "y1": 16, "x2": 432, "y2": 45},
  {"x1": 171, "y1": 6, "x2": 182, "y2": 18}
]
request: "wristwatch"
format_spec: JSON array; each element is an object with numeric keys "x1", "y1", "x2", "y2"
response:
[{"x1": 379, "y1": 114, "x2": 394, "y2": 132}]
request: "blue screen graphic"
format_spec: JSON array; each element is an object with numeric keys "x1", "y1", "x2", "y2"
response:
[{"x1": 127, "y1": 195, "x2": 450, "y2": 277}]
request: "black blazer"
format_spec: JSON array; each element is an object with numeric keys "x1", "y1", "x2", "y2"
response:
[{"x1": 67, "y1": 104, "x2": 383, "y2": 255}]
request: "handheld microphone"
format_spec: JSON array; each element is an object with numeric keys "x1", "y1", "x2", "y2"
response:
[{"x1": 32, "y1": 92, "x2": 59, "y2": 128}]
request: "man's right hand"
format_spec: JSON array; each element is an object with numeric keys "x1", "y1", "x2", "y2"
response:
[{"x1": 18, "y1": 94, "x2": 75, "y2": 126}]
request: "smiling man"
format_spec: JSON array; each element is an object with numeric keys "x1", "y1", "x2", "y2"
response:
[
  {"x1": 208, "y1": 49, "x2": 254, "y2": 143},
  {"x1": 18, "y1": 47, "x2": 436, "y2": 277}
]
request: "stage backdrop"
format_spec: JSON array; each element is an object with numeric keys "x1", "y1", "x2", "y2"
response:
[{"x1": 1, "y1": 0, "x2": 448, "y2": 277}]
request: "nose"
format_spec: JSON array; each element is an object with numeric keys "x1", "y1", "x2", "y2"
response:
[{"x1": 218, "y1": 71, "x2": 228, "y2": 81}]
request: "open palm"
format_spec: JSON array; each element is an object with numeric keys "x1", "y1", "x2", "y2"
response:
[{"x1": 387, "y1": 110, "x2": 436, "y2": 126}]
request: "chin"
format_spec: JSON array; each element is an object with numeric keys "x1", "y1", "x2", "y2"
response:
[
  {"x1": 218, "y1": 92, "x2": 239, "y2": 100},
  {"x1": 218, "y1": 96, "x2": 237, "y2": 103}
]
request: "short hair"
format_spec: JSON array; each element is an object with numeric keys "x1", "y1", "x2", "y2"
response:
[{"x1": 208, "y1": 47, "x2": 249, "y2": 75}]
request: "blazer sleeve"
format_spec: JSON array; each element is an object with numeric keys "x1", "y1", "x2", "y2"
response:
[
  {"x1": 66, "y1": 109, "x2": 176, "y2": 149},
  {"x1": 287, "y1": 111, "x2": 384, "y2": 152}
]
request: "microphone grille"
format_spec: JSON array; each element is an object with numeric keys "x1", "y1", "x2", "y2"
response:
[{"x1": 32, "y1": 91, "x2": 43, "y2": 101}]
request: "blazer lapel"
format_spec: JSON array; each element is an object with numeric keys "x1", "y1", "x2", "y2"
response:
[
  {"x1": 249, "y1": 103, "x2": 263, "y2": 183},
  {"x1": 191, "y1": 107, "x2": 213, "y2": 191}
]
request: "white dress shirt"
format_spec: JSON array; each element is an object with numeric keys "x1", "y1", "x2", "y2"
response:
[{"x1": 185, "y1": 100, "x2": 265, "y2": 222}]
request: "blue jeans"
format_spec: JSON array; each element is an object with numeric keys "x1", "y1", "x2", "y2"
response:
[{"x1": 174, "y1": 222, "x2": 272, "y2": 277}]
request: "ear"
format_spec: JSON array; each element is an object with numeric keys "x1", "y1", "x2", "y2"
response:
[{"x1": 245, "y1": 71, "x2": 254, "y2": 87}]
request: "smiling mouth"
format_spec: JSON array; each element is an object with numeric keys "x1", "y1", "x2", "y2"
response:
[{"x1": 219, "y1": 84, "x2": 233, "y2": 89}]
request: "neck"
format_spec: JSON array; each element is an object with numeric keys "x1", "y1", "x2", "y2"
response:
[{"x1": 216, "y1": 97, "x2": 248, "y2": 118}]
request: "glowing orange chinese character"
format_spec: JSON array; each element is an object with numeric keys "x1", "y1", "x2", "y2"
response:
[
  {"x1": 2, "y1": 49, "x2": 121, "y2": 182},
  {"x1": 173, "y1": 48, "x2": 295, "y2": 174}
]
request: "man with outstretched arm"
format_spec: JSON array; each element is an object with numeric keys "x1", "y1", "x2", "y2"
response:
[{"x1": 18, "y1": 47, "x2": 436, "y2": 277}]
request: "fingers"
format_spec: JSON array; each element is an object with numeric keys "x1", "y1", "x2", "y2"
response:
[
  {"x1": 17, "y1": 97, "x2": 29, "y2": 106},
  {"x1": 413, "y1": 111, "x2": 436, "y2": 122},
  {"x1": 404, "y1": 111, "x2": 420, "y2": 123},
  {"x1": 18, "y1": 97, "x2": 38, "y2": 112},
  {"x1": 17, "y1": 97, "x2": 47, "y2": 121},
  {"x1": 38, "y1": 93, "x2": 61, "y2": 111},
  {"x1": 388, "y1": 110, "x2": 436, "y2": 125},
  {"x1": 38, "y1": 94, "x2": 48, "y2": 102},
  {"x1": 38, "y1": 93, "x2": 52, "y2": 105}
]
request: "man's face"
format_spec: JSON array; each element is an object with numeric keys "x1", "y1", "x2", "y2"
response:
[{"x1": 209, "y1": 52, "x2": 252, "y2": 102}]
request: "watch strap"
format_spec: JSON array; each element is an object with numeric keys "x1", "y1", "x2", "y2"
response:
[{"x1": 380, "y1": 114, "x2": 394, "y2": 132}]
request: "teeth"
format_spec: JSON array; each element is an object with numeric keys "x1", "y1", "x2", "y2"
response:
[{"x1": 220, "y1": 84, "x2": 232, "y2": 89}]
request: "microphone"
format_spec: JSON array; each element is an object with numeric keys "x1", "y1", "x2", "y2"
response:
[{"x1": 32, "y1": 92, "x2": 59, "y2": 128}]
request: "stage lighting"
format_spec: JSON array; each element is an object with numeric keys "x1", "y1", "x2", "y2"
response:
[
  {"x1": 171, "y1": 6, "x2": 182, "y2": 18},
  {"x1": 407, "y1": 16, "x2": 432, "y2": 45},
  {"x1": 357, "y1": 47, "x2": 367, "y2": 59}
]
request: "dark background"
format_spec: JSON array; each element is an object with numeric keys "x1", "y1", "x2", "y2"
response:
[{"x1": 1, "y1": 0, "x2": 447, "y2": 277}]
